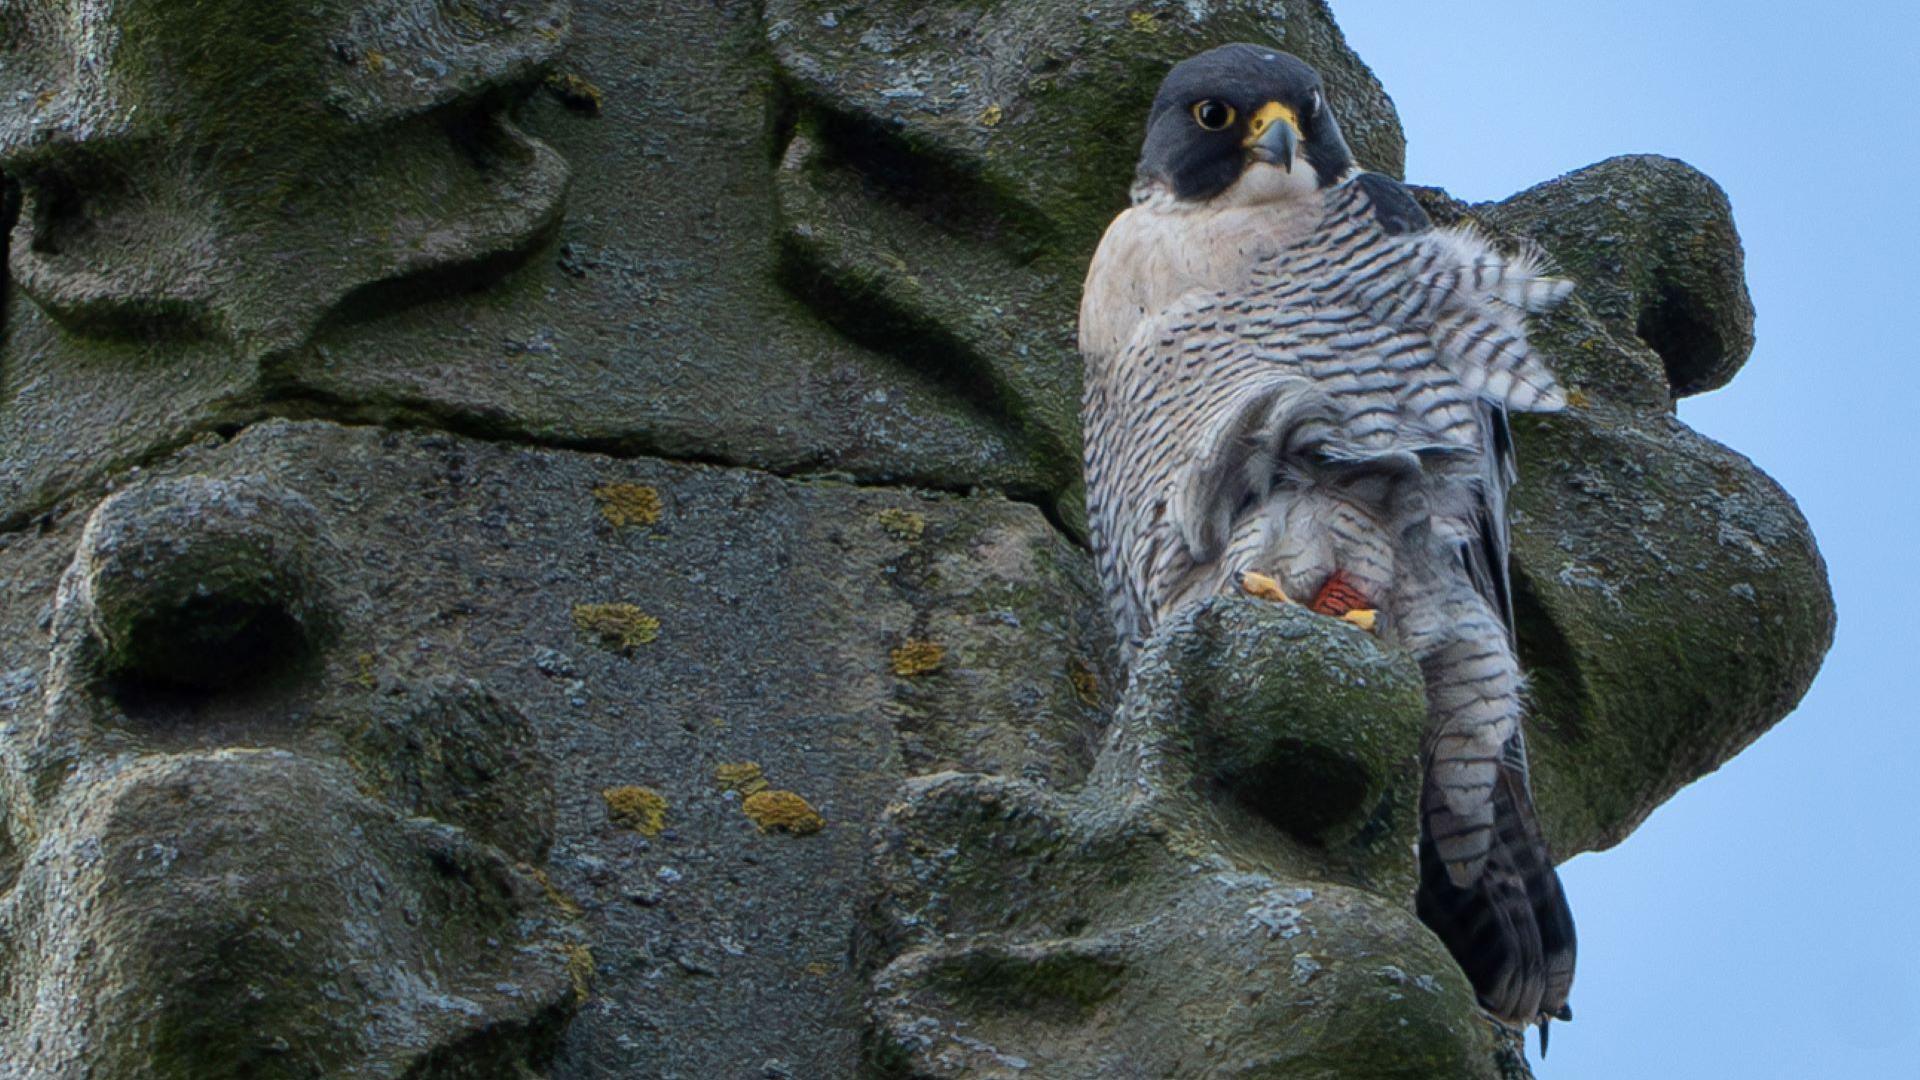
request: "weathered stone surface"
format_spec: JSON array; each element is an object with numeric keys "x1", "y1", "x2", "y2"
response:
[
  {"x1": 0, "y1": 419, "x2": 1103, "y2": 1076},
  {"x1": 1174, "y1": 602, "x2": 1428, "y2": 856},
  {"x1": 344, "y1": 677, "x2": 560, "y2": 864},
  {"x1": 1487, "y1": 155, "x2": 1756, "y2": 398},
  {"x1": 0, "y1": 1, "x2": 1064, "y2": 534},
  {"x1": 1508, "y1": 406, "x2": 1834, "y2": 855},
  {"x1": 1, "y1": 751, "x2": 578, "y2": 1079},
  {"x1": 770, "y1": 0, "x2": 1404, "y2": 249},
  {"x1": 0, "y1": 1, "x2": 1408, "y2": 539},
  {"x1": 0, "y1": 0, "x2": 571, "y2": 348},
  {"x1": 69, "y1": 475, "x2": 331, "y2": 691},
  {"x1": 0, "y1": 1, "x2": 1832, "y2": 1076},
  {"x1": 863, "y1": 601, "x2": 1526, "y2": 1078}
]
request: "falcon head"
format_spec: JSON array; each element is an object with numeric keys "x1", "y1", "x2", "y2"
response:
[{"x1": 1133, "y1": 44, "x2": 1354, "y2": 207}]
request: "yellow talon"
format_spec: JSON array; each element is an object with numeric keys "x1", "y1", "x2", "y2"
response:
[
  {"x1": 1341, "y1": 609, "x2": 1378, "y2": 633},
  {"x1": 1240, "y1": 571, "x2": 1291, "y2": 604}
]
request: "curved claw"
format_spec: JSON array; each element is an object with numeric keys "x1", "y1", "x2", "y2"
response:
[{"x1": 1239, "y1": 571, "x2": 1292, "y2": 604}]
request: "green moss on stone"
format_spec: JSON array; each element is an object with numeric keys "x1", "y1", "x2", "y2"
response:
[{"x1": 930, "y1": 945, "x2": 1126, "y2": 1021}]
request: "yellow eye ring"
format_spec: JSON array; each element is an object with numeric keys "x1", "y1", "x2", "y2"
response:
[{"x1": 1191, "y1": 100, "x2": 1236, "y2": 131}]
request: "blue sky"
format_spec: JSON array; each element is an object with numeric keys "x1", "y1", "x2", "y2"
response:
[{"x1": 1331, "y1": 3, "x2": 1919, "y2": 1075}]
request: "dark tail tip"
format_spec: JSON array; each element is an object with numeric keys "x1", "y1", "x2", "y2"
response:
[
  {"x1": 1536, "y1": 1000, "x2": 1573, "y2": 1056},
  {"x1": 1416, "y1": 758, "x2": 1578, "y2": 1032}
]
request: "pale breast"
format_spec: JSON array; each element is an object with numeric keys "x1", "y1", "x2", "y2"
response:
[{"x1": 1078, "y1": 191, "x2": 1324, "y2": 373}]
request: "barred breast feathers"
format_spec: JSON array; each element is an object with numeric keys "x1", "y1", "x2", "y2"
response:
[
  {"x1": 1244, "y1": 177, "x2": 1575, "y2": 418},
  {"x1": 1085, "y1": 176, "x2": 1573, "y2": 420}
]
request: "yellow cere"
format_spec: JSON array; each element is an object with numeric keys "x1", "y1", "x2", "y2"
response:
[{"x1": 1245, "y1": 101, "x2": 1302, "y2": 143}]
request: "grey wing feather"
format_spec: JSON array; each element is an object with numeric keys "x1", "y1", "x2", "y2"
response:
[{"x1": 1464, "y1": 402, "x2": 1519, "y2": 638}]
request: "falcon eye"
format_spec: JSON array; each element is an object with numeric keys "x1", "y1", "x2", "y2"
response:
[
  {"x1": 1307, "y1": 89, "x2": 1323, "y2": 117},
  {"x1": 1191, "y1": 100, "x2": 1235, "y2": 131}
]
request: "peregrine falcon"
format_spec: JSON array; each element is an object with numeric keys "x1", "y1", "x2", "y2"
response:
[{"x1": 1080, "y1": 44, "x2": 1577, "y2": 1040}]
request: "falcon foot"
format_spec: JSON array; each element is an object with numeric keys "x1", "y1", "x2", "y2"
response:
[
  {"x1": 1239, "y1": 571, "x2": 1292, "y2": 604},
  {"x1": 1341, "y1": 609, "x2": 1378, "y2": 633}
]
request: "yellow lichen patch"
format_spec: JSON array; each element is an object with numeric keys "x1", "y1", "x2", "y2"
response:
[
  {"x1": 1565, "y1": 387, "x2": 1592, "y2": 409},
  {"x1": 562, "y1": 942, "x2": 595, "y2": 1004},
  {"x1": 602, "y1": 785, "x2": 668, "y2": 836},
  {"x1": 805, "y1": 961, "x2": 834, "y2": 978},
  {"x1": 875, "y1": 506, "x2": 927, "y2": 541},
  {"x1": 979, "y1": 103, "x2": 1004, "y2": 128},
  {"x1": 593, "y1": 482, "x2": 662, "y2": 528},
  {"x1": 352, "y1": 651, "x2": 378, "y2": 690},
  {"x1": 527, "y1": 865, "x2": 584, "y2": 918},
  {"x1": 574, "y1": 603, "x2": 660, "y2": 651},
  {"x1": 714, "y1": 762, "x2": 770, "y2": 796},
  {"x1": 1128, "y1": 11, "x2": 1161, "y2": 33},
  {"x1": 1069, "y1": 657, "x2": 1100, "y2": 707},
  {"x1": 742, "y1": 790, "x2": 825, "y2": 836},
  {"x1": 890, "y1": 639, "x2": 945, "y2": 677},
  {"x1": 546, "y1": 71, "x2": 605, "y2": 116}
]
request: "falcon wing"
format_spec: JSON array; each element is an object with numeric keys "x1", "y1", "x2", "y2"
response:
[{"x1": 1339, "y1": 172, "x2": 1580, "y2": 1030}]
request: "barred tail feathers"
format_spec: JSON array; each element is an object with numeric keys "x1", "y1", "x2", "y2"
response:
[
  {"x1": 1418, "y1": 732, "x2": 1577, "y2": 1029},
  {"x1": 1418, "y1": 628, "x2": 1524, "y2": 885}
]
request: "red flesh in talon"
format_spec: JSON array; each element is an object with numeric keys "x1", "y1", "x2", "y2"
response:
[{"x1": 1310, "y1": 571, "x2": 1369, "y2": 617}]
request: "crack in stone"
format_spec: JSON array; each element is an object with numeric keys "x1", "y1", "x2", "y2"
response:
[{"x1": 0, "y1": 393, "x2": 1083, "y2": 550}]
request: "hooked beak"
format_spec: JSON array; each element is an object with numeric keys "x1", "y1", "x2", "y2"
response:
[{"x1": 1245, "y1": 101, "x2": 1302, "y2": 172}]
